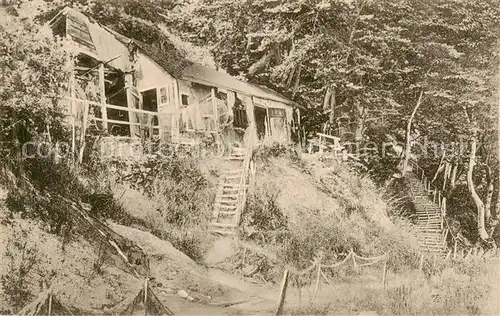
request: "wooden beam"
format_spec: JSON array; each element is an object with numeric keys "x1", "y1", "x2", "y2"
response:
[
  {"x1": 90, "y1": 117, "x2": 160, "y2": 128},
  {"x1": 65, "y1": 97, "x2": 158, "y2": 115},
  {"x1": 98, "y1": 63, "x2": 108, "y2": 130},
  {"x1": 173, "y1": 80, "x2": 180, "y2": 137},
  {"x1": 125, "y1": 76, "x2": 139, "y2": 137},
  {"x1": 211, "y1": 88, "x2": 219, "y2": 141}
]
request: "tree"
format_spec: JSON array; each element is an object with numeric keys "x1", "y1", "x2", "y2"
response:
[{"x1": 0, "y1": 7, "x2": 72, "y2": 175}]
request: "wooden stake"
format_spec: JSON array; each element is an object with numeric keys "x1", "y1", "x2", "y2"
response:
[
  {"x1": 312, "y1": 264, "x2": 321, "y2": 302},
  {"x1": 275, "y1": 270, "x2": 289, "y2": 316},
  {"x1": 382, "y1": 260, "x2": 388, "y2": 289},
  {"x1": 48, "y1": 290, "x2": 52, "y2": 316},
  {"x1": 144, "y1": 278, "x2": 148, "y2": 316},
  {"x1": 453, "y1": 239, "x2": 457, "y2": 259},
  {"x1": 78, "y1": 101, "x2": 89, "y2": 164},
  {"x1": 320, "y1": 269, "x2": 335, "y2": 291},
  {"x1": 98, "y1": 63, "x2": 108, "y2": 131}
]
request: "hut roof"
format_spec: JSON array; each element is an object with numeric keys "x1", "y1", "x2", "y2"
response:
[
  {"x1": 50, "y1": 7, "x2": 299, "y2": 107},
  {"x1": 181, "y1": 63, "x2": 300, "y2": 107}
]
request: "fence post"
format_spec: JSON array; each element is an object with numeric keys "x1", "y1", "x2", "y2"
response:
[
  {"x1": 382, "y1": 260, "x2": 388, "y2": 289},
  {"x1": 144, "y1": 278, "x2": 148, "y2": 316},
  {"x1": 275, "y1": 270, "x2": 289, "y2": 316},
  {"x1": 48, "y1": 290, "x2": 52, "y2": 316},
  {"x1": 313, "y1": 263, "x2": 321, "y2": 302},
  {"x1": 419, "y1": 254, "x2": 424, "y2": 273},
  {"x1": 453, "y1": 239, "x2": 457, "y2": 259}
]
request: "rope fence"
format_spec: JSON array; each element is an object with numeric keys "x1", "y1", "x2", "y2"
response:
[{"x1": 275, "y1": 250, "x2": 388, "y2": 315}]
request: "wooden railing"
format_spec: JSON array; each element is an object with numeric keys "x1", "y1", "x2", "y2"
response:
[
  {"x1": 408, "y1": 159, "x2": 460, "y2": 249},
  {"x1": 234, "y1": 130, "x2": 254, "y2": 226},
  {"x1": 409, "y1": 160, "x2": 445, "y2": 228},
  {"x1": 64, "y1": 97, "x2": 161, "y2": 138}
]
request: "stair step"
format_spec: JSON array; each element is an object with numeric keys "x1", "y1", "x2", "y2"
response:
[
  {"x1": 218, "y1": 194, "x2": 239, "y2": 199},
  {"x1": 215, "y1": 201, "x2": 238, "y2": 206},
  {"x1": 209, "y1": 229, "x2": 236, "y2": 236},
  {"x1": 223, "y1": 175, "x2": 242, "y2": 180},
  {"x1": 222, "y1": 169, "x2": 243, "y2": 175},
  {"x1": 220, "y1": 188, "x2": 239, "y2": 193},
  {"x1": 209, "y1": 222, "x2": 237, "y2": 228},
  {"x1": 220, "y1": 183, "x2": 241, "y2": 187},
  {"x1": 215, "y1": 204, "x2": 237, "y2": 209},
  {"x1": 218, "y1": 211, "x2": 237, "y2": 216}
]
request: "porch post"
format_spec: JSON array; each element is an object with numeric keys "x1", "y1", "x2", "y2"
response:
[
  {"x1": 125, "y1": 73, "x2": 138, "y2": 137},
  {"x1": 211, "y1": 87, "x2": 219, "y2": 143},
  {"x1": 98, "y1": 63, "x2": 108, "y2": 131},
  {"x1": 173, "y1": 80, "x2": 180, "y2": 137},
  {"x1": 243, "y1": 95, "x2": 256, "y2": 147}
]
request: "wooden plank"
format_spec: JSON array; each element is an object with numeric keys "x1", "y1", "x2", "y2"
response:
[
  {"x1": 98, "y1": 64, "x2": 108, "y2": 130},
  {"x1": 65, "y1": 97, "x2": 158, "y2": 116},
  {"x1": 211, "y1": 88, "x2": 219, "y2": 142},
  {"x1": 90, "y1": 117, "x2": 161, "y2": 128}
]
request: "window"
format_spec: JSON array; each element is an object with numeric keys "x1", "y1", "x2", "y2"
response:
[
  {"x1": 181, "y1": 94, "x2": 189, "y2": 106},
  {"x1": 160, "y1": 87, "x2": 168, "y2": 104}
]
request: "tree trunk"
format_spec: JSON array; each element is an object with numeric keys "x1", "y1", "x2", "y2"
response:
[
  {"x1": 497, "y1": 61, "x2": 500, "y2": 221},
  {"x1": 354, "y1": 101, "x2": 365, "y2": 142},
  {"x1": 450, "y1": 162, "x2": 458, "y2": 189},
  {"x1": 467, "y1": 133, "x2": 489, "y2": 240},
  {"x1": 402, "y1": 90, "x2": 424, "y2": 175},
  {"x1": 485, "y1": 165, "x2": 494, "y2": 223}
]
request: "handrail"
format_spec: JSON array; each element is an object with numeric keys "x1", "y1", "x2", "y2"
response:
[
  {"x1": 64, "y1": 97, "x2": 160, "y2": 116},
  {"x1": 234, "y1": 131, "x2": 254, "y2": 226}
]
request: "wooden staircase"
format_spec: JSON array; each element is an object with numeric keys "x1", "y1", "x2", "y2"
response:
[
  {"x1": 407, "y1": 163, "x2": 449, "y2": 256},
  {"x1": 208, "y1": 146, "x2": 251, "y2": 235}
]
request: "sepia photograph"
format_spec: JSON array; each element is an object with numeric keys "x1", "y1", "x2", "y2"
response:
[{"x1": 0, "y1": 0, "x2": 499, "y2": 314}]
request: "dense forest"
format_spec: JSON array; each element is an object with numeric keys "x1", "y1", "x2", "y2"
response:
[
  {"x1": 3, "y1": 0, "x2": 500, "y2": 245},
  {"x1": 2, "y1": 0, "x2": 500, "y2": 314},
  {"x1": 38, "y1": 0, "x2": 500, "y2": 245}
]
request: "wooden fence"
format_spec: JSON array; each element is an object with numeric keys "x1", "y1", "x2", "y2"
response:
[
  {"x1": 408, "y1": 159, "x2": 464, "y2": 253},
  {"x1": 64, "y1": 97, "x2": 161, "y2": 138}
]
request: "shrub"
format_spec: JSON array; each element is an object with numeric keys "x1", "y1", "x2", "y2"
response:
[
  {"x1": 165, "y1": 229, "x2": 213, "y2": 264},
  {"x1": 104, "y1": 149, "x2": 213, "y2": 228},
  {"x1": 0, "y1": 230, "x2": 40, "y2": 313},
  {"x1": 144, "y1": 213, "x2": 214, "y2": 264},
  {"x1": 240, "y1": 185, "x2": 289, "y2": 245},
  {"x1": 253, "y1": 142, "x2": 302, "y2": 166},
  {"x1": 280, "y1": 213, "x2": 362, "y2": 269}
]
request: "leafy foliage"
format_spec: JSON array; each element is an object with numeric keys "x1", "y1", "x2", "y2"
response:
[
  {"x1": 0, "y1": 230, "x2": 40, "y2": 313},
  {"x1": 0, "y1": 9, "x2": 71, "y2": 171}
]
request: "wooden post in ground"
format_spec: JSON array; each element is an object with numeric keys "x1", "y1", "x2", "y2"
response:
[
  {"x1": 419, "y1": 254, "x2": 424, "y2": 273},
  {"x1": 313, "y1": 264, "x2": 321, "y2": 302},
  {"x1": 275, "y1": 270, "x2": 289, "y2": 316},
  {"x1": 382, "y1": 260, "x2": 388, "y2": 289},
  {"x1": 144, "y1": 278, "x2": 148, "y2": 316},
  {"x1": 211, "y1": 88, "x2": 219, "y2": 144},
  {"x1": 453, "y1": 239, "x2": 457, "y2": 259},
  {"x1": 78, "y1": 101, "x2": 89, "y2": 164},
  {"x1": 98, "y1": 63, "x2": 108, "y2": 131},
  {"x1": 48, "y1": 290, "x2": 52, "y2": 316}
]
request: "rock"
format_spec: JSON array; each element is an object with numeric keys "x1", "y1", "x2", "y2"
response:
[
  {"x1": 164, "y1": 288, "x2": 175, "y2": 294},
  {"x1": 177, "y1": 290, "x2": 189, "y2": 299},
  {"x1": 187, "y1": 296, "x2": 195, "y2": 302}
]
